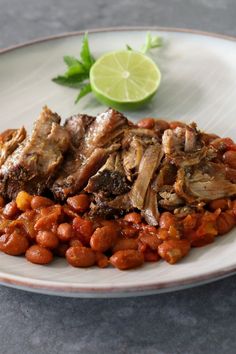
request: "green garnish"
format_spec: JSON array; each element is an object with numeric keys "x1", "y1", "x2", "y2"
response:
[
  {"x1": 52, "y1": 32, "x2": 162, "y2": 104},
  {"x1": 126, "y1": 32, "x2": 162, "y2": 53},
  {"x1": 141, "y1": 32, "x2": 163, "y2": 54}
]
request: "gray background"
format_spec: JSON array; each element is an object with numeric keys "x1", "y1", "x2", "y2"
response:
[{"x1": 1, "y1": 0, "x2": 236, "y2": 353}]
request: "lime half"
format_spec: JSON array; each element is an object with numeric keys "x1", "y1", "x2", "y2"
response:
[{"x1": 90, "y1": 50, "x2": 161, "y2": 109}]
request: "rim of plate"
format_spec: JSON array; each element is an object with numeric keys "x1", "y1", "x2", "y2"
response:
[
  {"x1": 0, "y1": 26, "x2": 236, "y2": 297},
  {"x1": 1, "y1": 26, "x2": 236, "y2": 54}
]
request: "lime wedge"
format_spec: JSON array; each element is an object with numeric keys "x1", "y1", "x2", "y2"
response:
[{"x1": 90, "y1": 50, "x2": 161, "y2": 109}]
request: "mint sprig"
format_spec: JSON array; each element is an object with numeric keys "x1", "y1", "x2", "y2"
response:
[
  {"x1": 52, "y1": 32, "x2": 162, "y2": 104},
  {"x1": 52, "y1": 32, "x2": 94, "y2": 103}
]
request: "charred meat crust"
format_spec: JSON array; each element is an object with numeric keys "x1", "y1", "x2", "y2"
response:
[
  {"x1": 85, "y1": 153, "x2": 130, "y2": 196},
  {"x1": 51, "y1": 108, "x2": 129, "y2": 200}
]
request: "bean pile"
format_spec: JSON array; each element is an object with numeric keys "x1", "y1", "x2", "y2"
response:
[{"x1": 0, "y1": 190, "x2": 235, "y2": 270}]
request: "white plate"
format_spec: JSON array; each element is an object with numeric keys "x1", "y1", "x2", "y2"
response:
[{"x1": 0, "y1": 27, "x2": 236, "y2": 297}]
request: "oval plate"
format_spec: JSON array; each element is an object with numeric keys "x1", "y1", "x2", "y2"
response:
[{"x1": 0, "y1": 27, "x2": 236, "y2": 297}]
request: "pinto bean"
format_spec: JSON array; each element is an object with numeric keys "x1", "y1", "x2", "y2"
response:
[
  {"x1": 223, "y1": 150, "x2": 236, "y2": 169},
  {"x1": 69, "y1": 237, "x2": 83, "y2": 247},
  {"x1": 112, "y1": 238, "x2": 138, "y2": 253},
  {"x1": 67, "y1": 194, "x2": 90, "y2": 213},
  {"x1": 66, "y1": 246, "x2": 96, "y2": 267},
  {"x1": 0, "y1": 231, "x2": 29, "y2": 255},
  {"x1": 57, "y1": 223, "x2": 73, "y2": 242},
  {"x1": 137, "y1": 118, "x2": 155, "y2": 129},
  {"x1": 3, "y1": 201, "x2": 19, "y2": 219},
  {"x1": 31, "y1": 196, "x2": 54, "y2": 209},
  {"x1": 124, "y1": 212, "x2": 142, "y2": 224},
  {"x1": 169, "y1": 121, "x2": 186, "y2": 129},
  {"x1": 90, "y1": 226, "x2": 118, "y2": 252},
  {"x1": 36, "y1": 231, "x2": 59, "y2": 249},
  {"x1": 158, "y1": 239, "x2": 190, "y2": 264},
  {"x1": 110, "y1": 250, "x2": 144, "y2": 270},
  {"x1": 26, "y1": 245, "x2": 53, "y2": 264},
  {"x1": 216, "y1": 212, "x2": 235, "y2": 235}
]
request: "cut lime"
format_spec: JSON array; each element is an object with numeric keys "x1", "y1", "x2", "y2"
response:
[{"x1": 90, "y1": 50, "x2": 161, "y2": 110}]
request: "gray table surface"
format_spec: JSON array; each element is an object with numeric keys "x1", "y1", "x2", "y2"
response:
[{"x1": 1, "y1": 0, "x2": 236, "y2": 353}]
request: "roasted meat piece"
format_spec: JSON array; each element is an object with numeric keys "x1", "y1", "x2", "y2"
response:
[
  {"x1": 141, "y1": 185, "x2": 159, "y2": 226},
  {"x1": 158, "y1": 190, "x2": 184, "y2": 210},
  {"x1": 64, "y1": 114, "x2": 95, "y2": 148},
  {"x1": 1, "y1": 105, "x2": 235, "y2": 230},
  {"x1": 175, "y1": 162, "x2": 236, "y2": 203},
  {"x1": 52, "y1": 109, "x2": 129, "y2": 200},
  {"x1": 100, "y1": 143, "x2": 163, "y2": 219},
  {"x1": 162, "y1": 123, "x2": 210, "y2": 167},
  {"x1": 0, "y1": 127, "x2": 26, "y2": 166},
  {"x1": 129, "y1": 143, "x2": 163, "y2": 209},
  {"x1": 122, "y1": 125, "x2": 160, "y2": 180},
  {"x1": 0, "y1": 107, "x2": 69, "y2": 199}
]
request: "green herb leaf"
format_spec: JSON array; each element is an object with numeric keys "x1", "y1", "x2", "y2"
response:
[
  {"x1": 80, "y1": 32, "x2": 95, "y2": 70},
  {"x1": 63, "y1": 56, "x2": 81, "y2": 67},
  {"x1": 75, "y1": 83, "x2": 92, "y2": 103},
  {"x1": 141, "y1": 32, "x2": 163, "y2": 54},
  {"x1": 52, "y1": 74, "x2": 88, "y2": 88},
  {"x1": 65, "y1": 63, "x2": 87, "y2": 77}
]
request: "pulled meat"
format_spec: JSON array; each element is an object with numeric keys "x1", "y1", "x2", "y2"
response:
[
  {"x1": 142, "y1": 185, "x2": 160, "y2": 226},
  {"x1": 0, "y1": 107, "x2": 236, "y2": 228},
  {"x1": 129, "y1": 144, "x2": 163, "y2": 209},
  {"x1": 52, "y1": 108, "x2": 129, "y2": 200}
]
